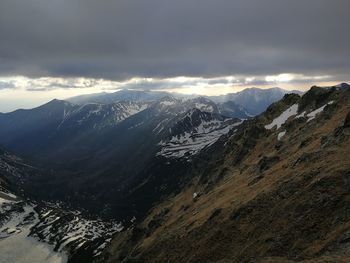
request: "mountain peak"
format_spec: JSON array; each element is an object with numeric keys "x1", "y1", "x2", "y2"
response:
[
  {"x1": 44, "y1": 98, "x2": 69, "y2": 106},
  {"x1": 155, "y1": 96, "x2": 180, "y2": 107},
  {"x1": 335, "y1": 82, "x2": 350, "y2": 89}
]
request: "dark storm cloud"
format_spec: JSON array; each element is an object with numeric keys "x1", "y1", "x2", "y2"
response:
[{"x1": 0, "y1": 0, "x2": 349, "y2": 81}]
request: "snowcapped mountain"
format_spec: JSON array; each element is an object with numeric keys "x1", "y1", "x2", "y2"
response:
[
  {"x1": 146, "y1": 96, "x2": 219, "y2": 115},
  {"x1": 185, "y1": 97, "x2": 219, "y2": 113},
  {"x1": 0, "y1": 94, "x2": 253, "y2": 171},
  {"x1": 0, "y1": 88, "x2": 300, "y2": 227},
  {"x1": 57, "y1": 100, "x2": 149, "y2": 130},
  {"x1": 157, "y1": 109, "x2": 241, "y2": 159},
  {"x1": 0, "y1": 94, "x2": 243, "y2": 222},
  {"x1": 149, "y1": 96, "x2": 184, "y2": 114},
  {"x1": 67, "y1": 87, "x2": 301, "y2": 117},
  {"x1": 0, "y1": 99, "x2": 150, "y2": 158}
]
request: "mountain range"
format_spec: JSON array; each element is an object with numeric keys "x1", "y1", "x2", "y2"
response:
[
  {"x1": 2, "y1": 84, "x2": 350, "y2": 262},
  {"x1": 103, "y1": 83, "x2": 350, "y2": 263},
  {"x1": 67, "y1": 87, "x2": 302, "y2": 116},
  {"x1": 0, "y1": 88, "x2": 299, "y2": 217}
]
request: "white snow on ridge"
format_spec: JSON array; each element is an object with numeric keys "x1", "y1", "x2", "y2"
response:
[
  {"x1": 158, "y1": 128, "x2": 226, "y2": 158},
  {"x1": 266, "y1": 100, "x2": 335, "y2": 140},
  {"x1": 58, "y1": 102, "x2": 149, "y2": 129},
  {"x1": 0, "y1": 191, "x2": 19, "y2": 213},
  {"x1": 0, "y1": 196, "x2": 10, "y2": 205},
  {"x1": 296, "y1": 111, "x2": 306, "y2": 118},
  {"x1": 123, "y1": 103, "x2": 148, "y2": 116},
  {"x1": 194, "y1": 103, "x2": 214, "y2": 112},
  {"x1": 1, "y1": 191, "x2": 17, "y2": 199},
  {"x1": 158, "y1": 121, "x2": 242, "y2": 159},
  {"x1": 265, "y1": 104, "x2": 298, "y2": 130},
  {"x1": 295, "y1": 101, "x2": 334, "y2": 122},
  {"x1": 306, "y1": 101, "x2": 334, "y2": 122},
  {"x1": 160, "y1": 101, "x2": 176, "y2": 106},
  {"x1": 33, "y1": 210, "x2": 123, "y2": 255}
]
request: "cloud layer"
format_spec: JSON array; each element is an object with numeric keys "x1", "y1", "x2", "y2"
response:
[
  {"x1": 0, "y1": 0, "x2": 349, "y2": 81},
  {"x1": 0, "y1": 74, "x2": 345, "y2": 94}
]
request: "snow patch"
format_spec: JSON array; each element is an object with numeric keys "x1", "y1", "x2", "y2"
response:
[
  {"x1": 160, "y1": 101, "x2": 176, "y2": 106},
  {"x1": 296, "y1": 111, "x2": 306, "y2": 118},
  {"x1": 194, "y1": 103, "x2": 214, "y2": 112},
  {"x1": 277, "y1": 131, "x2": 286, "y2": 140},
  {"x1": 306, "y1": 101, "x2": 334, "y2": 122},
  {"x1": 158, "y1": 120, "x2": 242, "y2": 159},
  {"x1": 265, "y1": 104, "x2": 298, "y2": 130}
]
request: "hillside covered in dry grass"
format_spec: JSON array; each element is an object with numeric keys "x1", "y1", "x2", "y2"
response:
[{"x1": 100, "y1": 84, "x2": 350, "y2": 263}]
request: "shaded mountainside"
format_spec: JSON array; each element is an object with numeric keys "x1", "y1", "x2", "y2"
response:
[
  {"x1": 211, "y1": 87, "x2": 303, "y2": 115},
  {"x1": 101, "y1": 85, "x2": 350, "y2": 263},
  {"x1": 217, "y1": 100, "x2": 251, "y2": 119},
  {"x1": 0, "y1": 147, "x2": 46, "y2": 196},
  {"x1": 0, "y1": 99, "x2": 149, "y2": 161},
  {"x1": 0, "y1": 149, "x2": 123, "y2": 263},
  {"x1": 0, "y1": 96, "x2": 242, "y2": 222}
]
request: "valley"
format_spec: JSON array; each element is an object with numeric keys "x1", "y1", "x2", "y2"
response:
[
  {"x1": 1, "y1": 84, "x2": 349, "y2": 262},
  {"x1": 1, "y1": 1, "x2": 348, "y2": 262}
]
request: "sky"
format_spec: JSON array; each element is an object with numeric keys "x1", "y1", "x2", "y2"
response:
[{"x1": 0, "y1": 0, "x2": 349, "y2": 112}]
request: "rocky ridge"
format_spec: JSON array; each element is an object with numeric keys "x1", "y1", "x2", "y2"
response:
[{"x1": 101, "y1": 84, "x2": 350, "y2": 263}]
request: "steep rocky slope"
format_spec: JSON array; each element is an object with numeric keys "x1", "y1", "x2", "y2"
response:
[
  {"x1": 0, "y1": 149, "x2": 122, "y2": 263},
  {"x1": 102, "y1": 85, "x2": 350, "y2": 262}
]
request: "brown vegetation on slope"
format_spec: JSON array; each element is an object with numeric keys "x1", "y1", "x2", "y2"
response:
[{"x1": 101, "y1": 87, "x2": 350, "y2": 263}]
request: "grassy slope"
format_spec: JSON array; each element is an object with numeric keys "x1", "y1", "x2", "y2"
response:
[{"x1": 102, "y1": 87, "x2": 350, "y2": 263}]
